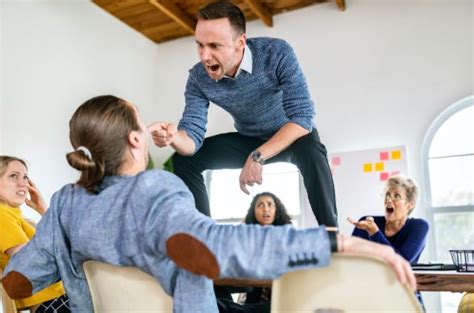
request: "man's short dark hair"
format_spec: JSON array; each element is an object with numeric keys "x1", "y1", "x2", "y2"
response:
[{"x1": 197, "y1": 1, "x2": 246, "y2": 35}]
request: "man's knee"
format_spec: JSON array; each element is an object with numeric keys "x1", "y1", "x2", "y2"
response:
[{"x1": 292, "y1": 131, "x2": 327, "y2": 158}]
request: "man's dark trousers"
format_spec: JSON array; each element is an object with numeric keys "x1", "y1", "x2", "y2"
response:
[{"x1": 172, "y1": 129, "x2": 338, "y2": 227}]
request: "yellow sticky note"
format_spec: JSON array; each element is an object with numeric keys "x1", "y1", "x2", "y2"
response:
[
  {"x1": 363, "y1": 163, "x2": 373, "y2": 172},
  {"x1": 375, "y1": 162, "x2": 384, "y2": 172},
  {"x1": 391, "y1": 150, "x2": 402, "y2": 160}
]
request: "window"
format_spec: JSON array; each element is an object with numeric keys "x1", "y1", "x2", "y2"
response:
[
  {"x1": 422, "y1": 95, "x2": 474, "y2": 312},
  {"x1": 205, "y1": 162, "x2": 302, "y2": 227}
]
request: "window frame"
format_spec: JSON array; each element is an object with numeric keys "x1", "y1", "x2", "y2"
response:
[
  {"x1": 421, "y1": 95, "x2": 474, "y2": 260},
  {"x1": 204, "y1": 163, "x2": 305, "y2": 226}
]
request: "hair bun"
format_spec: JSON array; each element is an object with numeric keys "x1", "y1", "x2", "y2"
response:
[{"x1": 66, "y1": 150, "x2": 95, "y2": 171}]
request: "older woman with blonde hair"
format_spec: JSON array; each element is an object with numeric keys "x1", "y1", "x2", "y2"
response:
[
  {"x1": 348, "y1": 175, "x2": 429, "y2": 310},
  {"x1": 348, "y1": 175, "x2": 429, "y2": 264}
]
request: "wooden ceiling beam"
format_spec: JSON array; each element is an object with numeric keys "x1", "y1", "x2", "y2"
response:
[
  {"x1": 336, "y1": 0, "x2": 346, "y2": 11},
  {"x1": 242, "y1": 0, "x2": 273, "y2": 27},
  {"x1": 148, "y1": 0, "x2": 196, "y2": 34}
]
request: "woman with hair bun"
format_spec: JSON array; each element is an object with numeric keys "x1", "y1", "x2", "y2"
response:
[{"x1": 217, "y1": 192, "x2": 293, "y2": 313}]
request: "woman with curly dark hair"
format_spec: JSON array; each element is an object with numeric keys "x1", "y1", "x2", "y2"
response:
[
  {"x1": 217, "y1": 192, "x2": 292, "y2": 313},
  {"x1": 244, "y1": 192, "x2": 292, "y2": 226}
]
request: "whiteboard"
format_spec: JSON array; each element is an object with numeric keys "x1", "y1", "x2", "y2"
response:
[{"x1": 328, "y1": 146, "x2": 408, "y2": 235}]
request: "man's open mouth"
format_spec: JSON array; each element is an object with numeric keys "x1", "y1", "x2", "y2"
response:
[{"x1": 207, "y1": 64, "x2": 220, "y2": 73}]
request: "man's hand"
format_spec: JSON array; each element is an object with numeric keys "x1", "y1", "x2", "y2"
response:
[
  {"x1": 148, "y1": 122, "x2": 178, "y2": 148},
  {"x1": 239, "y1": 157, "x2": 263, "y2": 194},
  {"x1": 347, "y1": 216, "x2": 379, "y2": 236},
  {"x1": 26, "y1": 179, "x2": 47, "y2": 216},
  {"x1": 338, "y1": 234, "x2": 417, "y2": 291}
]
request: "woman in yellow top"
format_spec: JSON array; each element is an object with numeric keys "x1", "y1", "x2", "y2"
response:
[{"x1": 0, "y1": 156, "x2": 70, "y2": 312}]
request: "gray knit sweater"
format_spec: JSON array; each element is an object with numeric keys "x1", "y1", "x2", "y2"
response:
[{"x1": 178, "y1": 37, "x2": 315, "y2": 152}]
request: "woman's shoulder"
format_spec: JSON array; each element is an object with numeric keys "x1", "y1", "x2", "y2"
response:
[
  {"x1": 0, "y1": 203, "x2": 22, "y2": 220},
  {"x1": 0, "y1": 204, "x2": 31, "y2": 237},
  {"x1": 407, "y1": 217, "x2": 429, "y2": 229},
  {"x1": 398, "y1": 218, "x2": 429, "y2": 238}
]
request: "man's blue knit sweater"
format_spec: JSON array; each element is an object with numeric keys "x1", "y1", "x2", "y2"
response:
[{"x1": 178, "y1": 37, "x2": 315, "y2": 152}]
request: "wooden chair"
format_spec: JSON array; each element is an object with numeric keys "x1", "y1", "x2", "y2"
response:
[
  {"x1": 271, "y1": 253, "x2": 423, "y2": 313},
  {"x1": 1, "y1": 268, "x2": 19, "y2": 313},
  {"x1": 83, "y1": 260, "x2": 173, "y2": 313}
]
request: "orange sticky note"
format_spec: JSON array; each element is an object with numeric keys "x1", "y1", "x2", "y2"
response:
[
  {"x1": 363, "y1": 163, "x2": 373, "y2": 172},
  {"x1": 391, "y1": 150, "x2": 402, "y2": 160},
  {"x1": 375, "y1": 162, "x2": 384, "y2": 172}
]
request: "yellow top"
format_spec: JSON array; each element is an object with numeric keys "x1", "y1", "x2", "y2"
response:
[{"x1": 0, "y1": 202, "x2": 66, "y2": 309}]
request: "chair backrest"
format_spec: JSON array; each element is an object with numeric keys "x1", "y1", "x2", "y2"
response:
[
  {"x1": 1, "y1": 268, "x2": 19, "y2": 313},
  {"x1": 271, "y1": 253, "x2": 423, "y2": 313},
  {"x1": 83, "y1": 261, "x2": 173, "y2": 313}
]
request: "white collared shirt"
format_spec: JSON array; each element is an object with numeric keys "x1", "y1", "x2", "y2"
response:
[{"x1": 224, "y1": 44, "x2": 253, "y2": 79}]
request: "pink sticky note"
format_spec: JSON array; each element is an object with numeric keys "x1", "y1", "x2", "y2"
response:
[
  {"x1": 380, "y1": 152, "x2": 389, "y2": 160},
  {"x1": 391, "y1": 171, "x2": 400, "y2": 176},
  {"x1": 332, "y1": 156, "x2": 341, "y2": 166},
  {"x1": 380, "y1": 172, "x2": 389, "y2": 181}
]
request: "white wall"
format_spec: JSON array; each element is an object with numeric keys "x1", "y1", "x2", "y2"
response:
[
  {"x1": 0, "y1": 0, "x2": 472, "y2": 312},
  {"x1": 0, "y1": 0, "x2": 162, "y2": 220}
]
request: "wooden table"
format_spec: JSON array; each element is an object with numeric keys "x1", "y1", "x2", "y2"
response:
[
  {"x1": 215, "y1": 271, "x2": 474, "y2": 292},
  {"x1": 215, "y1": 278, "x2": 272, "y2": 288},
  {"x1": 414, "y1": 270, "x2": 474, "y2": 292}
]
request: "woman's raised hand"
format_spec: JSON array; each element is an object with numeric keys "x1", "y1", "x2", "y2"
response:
[
  {"x1": 347, "y1": 216, "x2": 379, "y2": 236},
  {"x1": 26, "y1": 179, "x2": 47, "y2": 216}
]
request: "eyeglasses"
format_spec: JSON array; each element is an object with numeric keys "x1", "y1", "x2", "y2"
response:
[{"x1": 383, "y1": 192, "x2": 406, "y2": 202}]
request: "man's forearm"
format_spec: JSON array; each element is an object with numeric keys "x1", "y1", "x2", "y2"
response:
[
  {"x1": 171, "y1": 130, "x2": 196, "y2": 156},
  {"x1": 256, "y1": 123, "x2": 309, "y2": 161}
]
